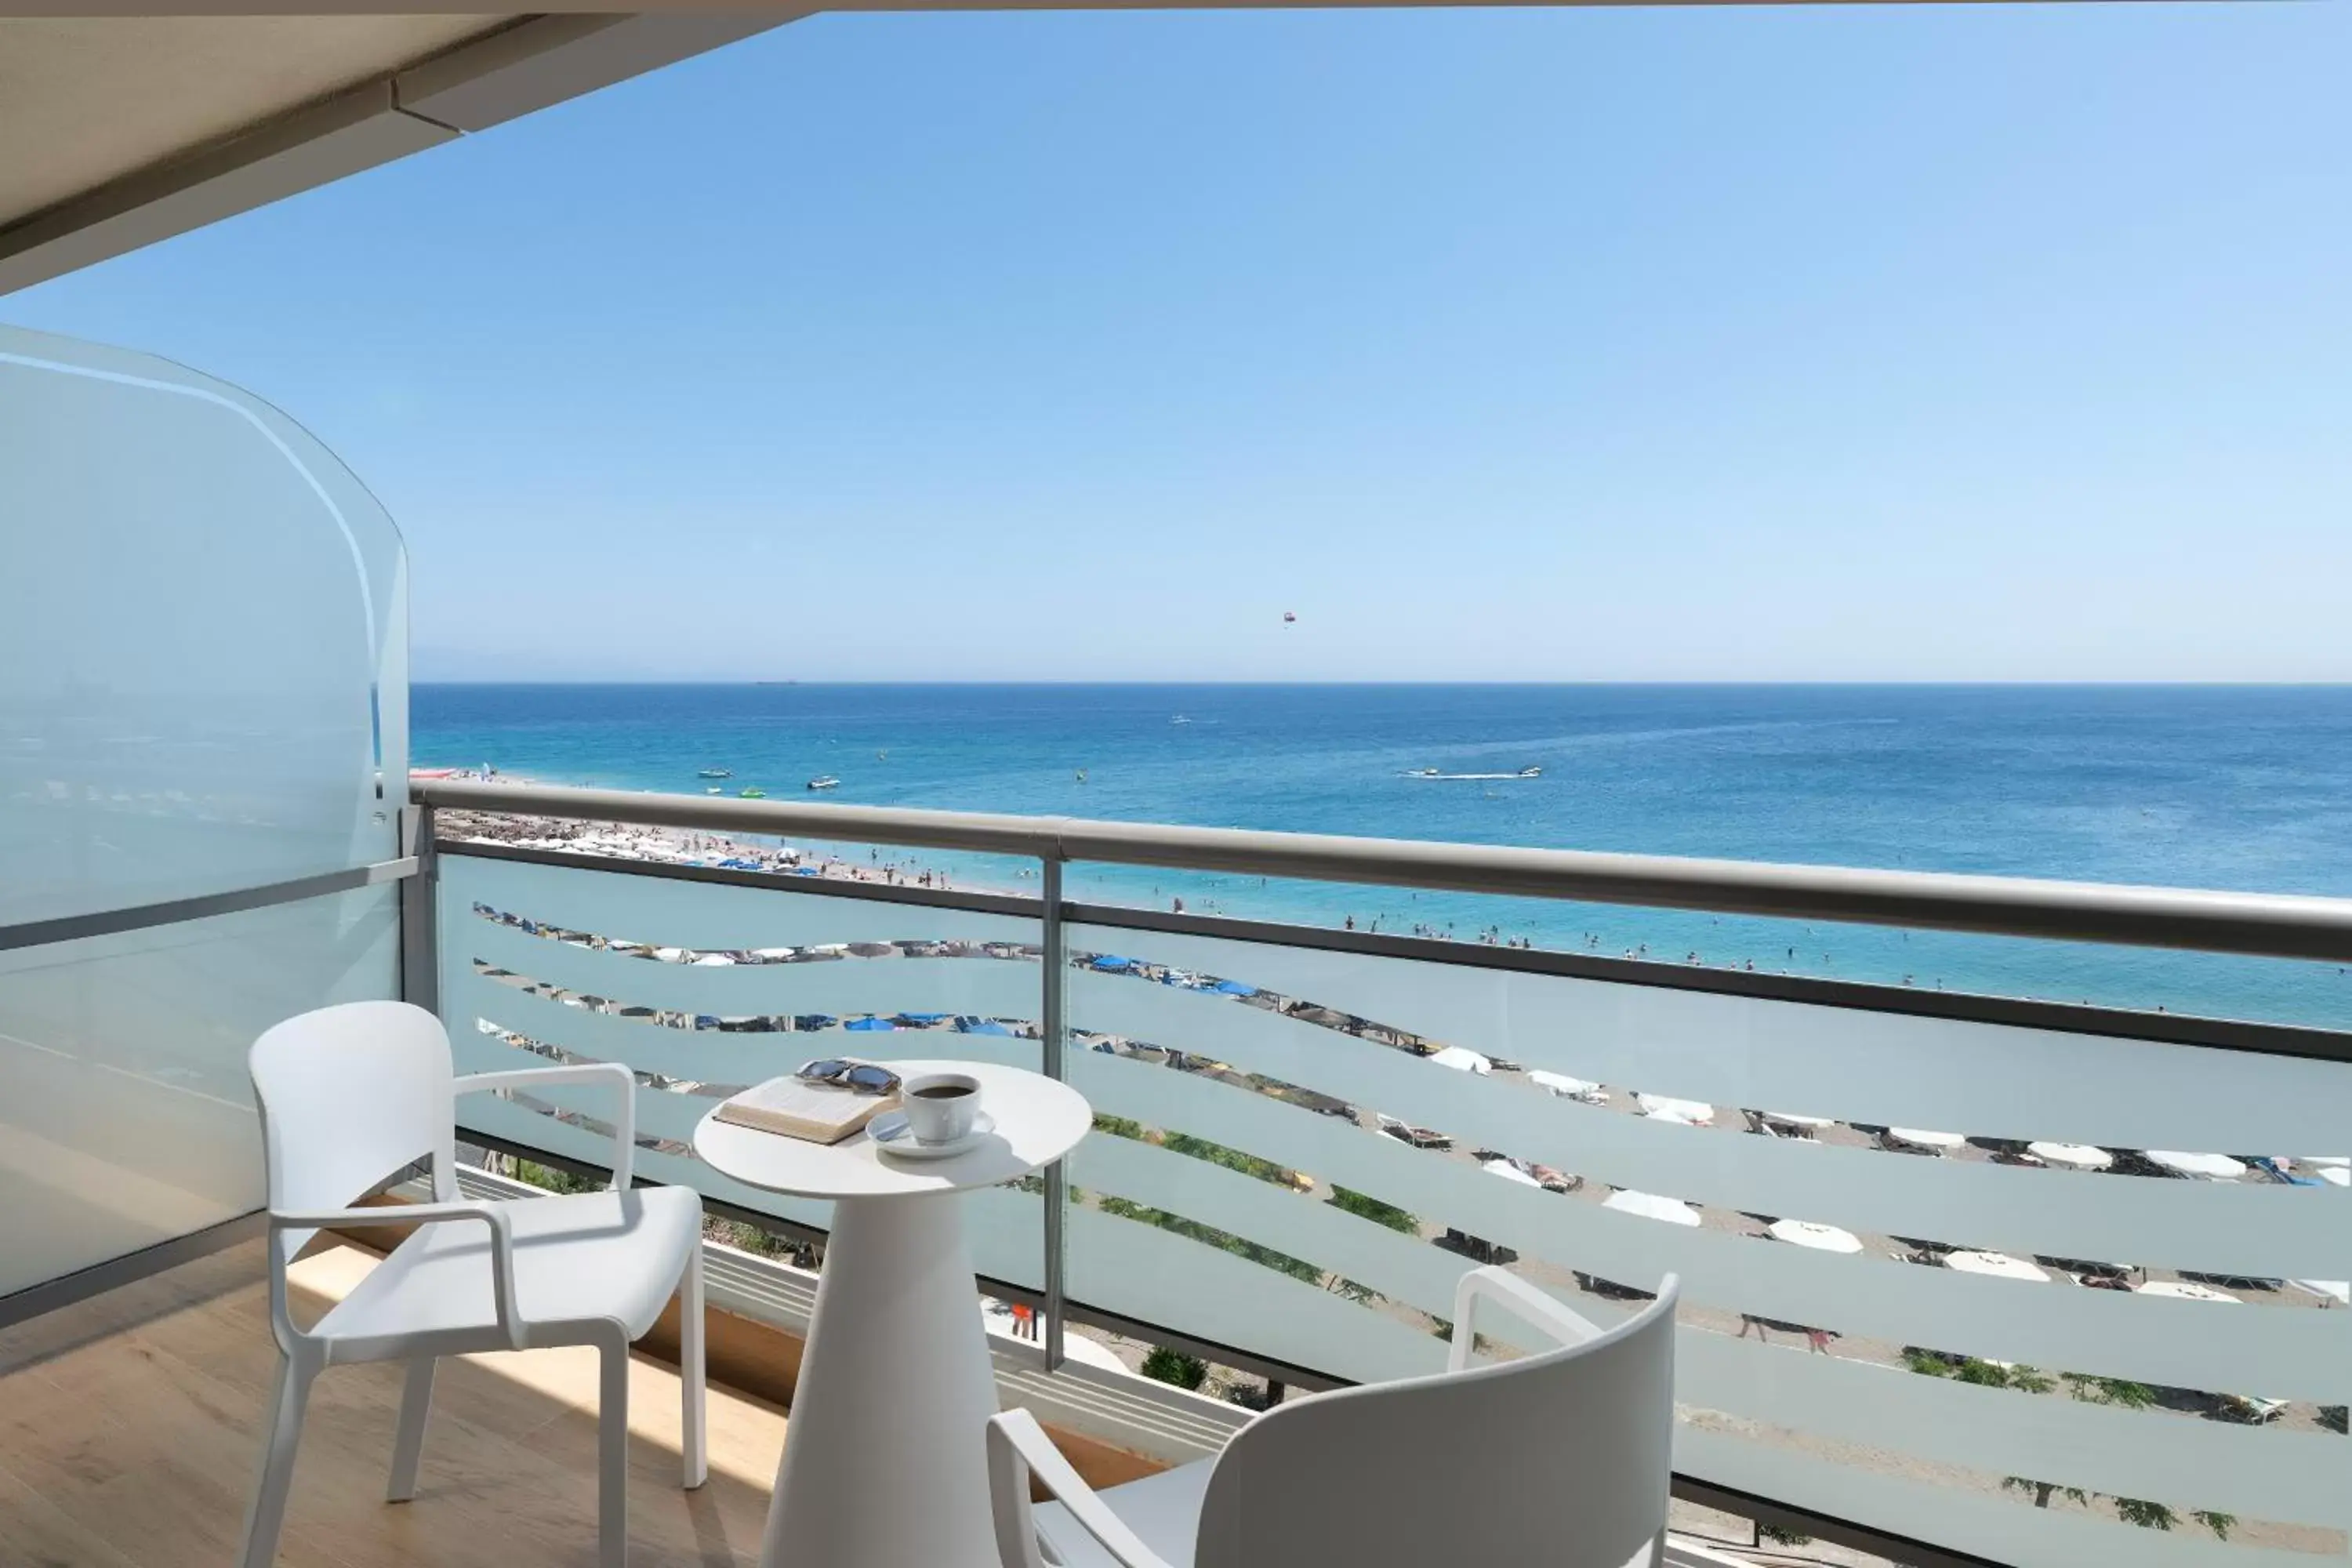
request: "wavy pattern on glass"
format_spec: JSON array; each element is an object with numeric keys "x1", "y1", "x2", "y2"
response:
[
  {"x1": 436, "y1": 852, "x2": 1047, "y2": 1288},
  {"x1": 1061, "y1": 921, "x2": 2352, "y2": 1565}
]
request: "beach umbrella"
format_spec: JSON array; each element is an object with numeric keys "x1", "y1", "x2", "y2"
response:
[
  {"x1": 1479, "y1": 1156, "x2": 1543, "y2": 1189},
  {"x1": 1090, "y1": 955, "x2": 1139, "y2": 972},
  {"x1": 844, "y1": 1016, "x2": 896, "y2": 1033},
  {"x1": 1429, "y1": 1046, "x2": 1490, "y2": 1075},
  {"x1": 956, "y1": 1019, "x2": 1014, "y2": 1036},
  {"x1": 1888, "y1": 1127, "x2": 1966, "y2": 1153},
  {"x1": 1766, "y1": 1219, "x2": 1864, "y2": 1254},
  {"x1": 1942, "y1": 1250, "x2": 2049, "y2": 1283},
  {"x1": 1211, "y1": 979, "x2": 1258, "y2": 996},
  {"x1": 2147, "y1": 1150, "x2": 2248, "y2": 1181},
  {"x1": 1603, "y1": 1190, "x2": 1701, "y2": 1227},
  {"x1": 691, "y1": 953, "x2": 735, "y2": 966},
  {"x1": 2027, "y1": 1142, "x2": 2113, "y2": 1170},
  {"x1": 2136, "y1": 1279, "x2": 2241, "y2": 1304},
  {"x1": 894, "y1": 1012, "x2": 953, "y2": 1025},
  {"x1": 1530, "y1": 1070, "x2": 1606, "y2": 1102},
  {"x1": 1636, "y1": 1094, "x2": 1715, "y2": 1127}
]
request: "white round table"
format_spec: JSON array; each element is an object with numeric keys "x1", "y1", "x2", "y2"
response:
[{"x1": 694, "y1": 1060, "x2": 1091, "y2": 1568}]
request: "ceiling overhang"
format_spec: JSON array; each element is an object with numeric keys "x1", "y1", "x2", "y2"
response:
[{"x1": 0, "y1": 12, "x2": 799, "y2": 295}]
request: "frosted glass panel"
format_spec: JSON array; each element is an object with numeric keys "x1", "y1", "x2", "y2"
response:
[
  {"x1": 1061, "y1": 920, "x2": 2352, "y2": 1565},
  {"x1": 437, "y1": 850, "x2": 1049, "y2": 1288},
  {"x1": 0, "y1": 327, "x2": 408, "y2": 1308},
  {"x1": 0, "y1": 325, "x2": 407, "y2": 928},
  {"x1": 0, "y1": 887, "x2": 397, "y2": 1298}
]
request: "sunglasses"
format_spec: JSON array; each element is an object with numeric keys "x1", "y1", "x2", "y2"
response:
[{"x1": 797, "y1": 1058, "x2": 902, "y2": 1095}]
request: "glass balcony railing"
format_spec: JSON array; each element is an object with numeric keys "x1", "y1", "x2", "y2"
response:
[{"x1": 416, "y1": 780, "x2": 2352, "y2": 1568}]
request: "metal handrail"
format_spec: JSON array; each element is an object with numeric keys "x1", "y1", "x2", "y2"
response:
[
  {"x1": 0, "y1": 856, "x2": 417, "y2": 953},
  {"x1": 411, "y1": 779, "x2": 2352, "y2": 964}
]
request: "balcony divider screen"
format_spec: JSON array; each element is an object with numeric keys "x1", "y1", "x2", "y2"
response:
[{"x1": 0, "y1": 325, "x2": 406, "y2": 1305}]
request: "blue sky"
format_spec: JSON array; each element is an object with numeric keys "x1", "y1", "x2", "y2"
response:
[{"x1": 8, "y1": 5, "x2": 2347, "y2": 682}]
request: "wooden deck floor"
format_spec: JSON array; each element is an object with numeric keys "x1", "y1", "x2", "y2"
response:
[{"x1": 0, "y1": 1239, "x2": 785, "y2": 1568}]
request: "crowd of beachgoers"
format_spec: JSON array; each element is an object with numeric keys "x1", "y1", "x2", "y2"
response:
[{"x1": 434, "y1": 800, "x2": 967, "y2": 894}]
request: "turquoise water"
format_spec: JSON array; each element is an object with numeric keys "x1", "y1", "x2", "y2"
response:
[{"x1": 414, "y1": 684, "x2": 2352, "y2": 1029}]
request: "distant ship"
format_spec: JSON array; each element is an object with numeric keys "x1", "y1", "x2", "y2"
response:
[
  {"x1": 1171, "y1": 715, "x2": 1193, "y2": 724},
  {"x1": 698, "y1": 768, "x2": 732, "y2": 779},
  {"x1": 807, "y1": 775, "x2": 840, "y2": 791}
]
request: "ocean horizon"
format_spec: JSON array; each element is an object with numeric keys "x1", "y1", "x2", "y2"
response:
[{"x1": 415, "y1": 682, "x2": 2352, "y2": 1029}]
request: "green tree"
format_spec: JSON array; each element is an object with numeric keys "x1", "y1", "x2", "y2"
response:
[
  {"x1": 2000, "y1": 1479, "x2": 2231, "y2": 1540},
  {"x1": 1904, "y1": 1351, "x2": 2047, "y2": 1392},
  {"x1": 2063, "y1": 1374, "x2": 2156, "y2": 1408},
  {"x1": 1096, "y1": 1196, "x2": 1320, "y2": 1284},
  {"x1": 1329, "y1": 1186, "x2": 1419, "y2": 1233},
  {"x1": 513, "y1": 1159, "x2": 596, "y2": 1196},
  {"x1": 1142, "y1": 1346, "x2": 1207, "y2": 1390},
  {"x1": 1160, "y1": 1131, "x2": 1290, "y2": 1186}
]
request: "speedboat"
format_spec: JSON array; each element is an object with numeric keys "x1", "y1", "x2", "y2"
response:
[
  {"x1": 739, "y1": 786, "x2": 768, "y2": 799},
  {"x1": 1518, "y1": 766, "x2": 1542, "y2": 778},
  {"x1": 807, "y1": 776, "x2": 840, "y2": 791},
  {"x1": 705, "y1": 786, "x2": 724, "y2": 796},
  {"x1": 1406, "y1": 767, "x2": 1439, "y2": 778},
  {"x1": 698, "y1": 768, "x2": 732, "y2": 779}
]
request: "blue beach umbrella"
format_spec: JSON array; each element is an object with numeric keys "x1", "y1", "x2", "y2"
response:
[
  {"x1": 1212, "y1": 979, "x2": 1258, "y2": 996},
  {"x1": 1090, "y1": 955, "x2": 1139, "y2": 972},
  {"x1": 956, "y1": 1019, "x2": 1014, "y2": 1036},
  {"x1": 894, "y1": 1012, "x2": 953, "y2": 1026},
  {"x1": 845, "y1": 1016, "x2": 896, "y2": 1033}
]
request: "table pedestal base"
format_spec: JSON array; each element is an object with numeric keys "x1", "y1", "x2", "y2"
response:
[{"x1": 758, "y1": 1193, "x2": 1005, "y2": 1568}]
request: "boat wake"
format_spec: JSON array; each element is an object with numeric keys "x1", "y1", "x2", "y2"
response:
[{"x1": 1402, "y1": 767, "x2": 1542, "y2": 781}]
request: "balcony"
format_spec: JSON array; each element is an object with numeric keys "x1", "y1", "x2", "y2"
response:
[{"x1": 9, "y1": 328, "x2": 2352, "y2": 1568}]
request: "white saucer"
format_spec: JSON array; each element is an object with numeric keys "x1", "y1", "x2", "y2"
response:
[{"x1": 869, "y1": 1109, "x2": 996, "y2": 1160}]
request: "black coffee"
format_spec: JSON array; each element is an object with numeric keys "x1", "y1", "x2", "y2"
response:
[{"x1": 913, "y1": 1083, "x2": 974, "y2": 1100}]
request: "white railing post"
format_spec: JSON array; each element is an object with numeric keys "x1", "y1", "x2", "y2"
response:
[
  {"x1": 398, "y1": 802, "x2": 439, "y2": 1016},
  {"x1": 1040, "y1": 853, "x2": 1069, "y2": 1371}
]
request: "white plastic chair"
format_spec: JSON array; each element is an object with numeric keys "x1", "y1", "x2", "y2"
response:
[
  {"x1": 239, "y1": 1000, "x2": 707, "y2": 1568},
  {"x1": 987, "y1": 1269, "x2": 1679, "y2": 1568}
]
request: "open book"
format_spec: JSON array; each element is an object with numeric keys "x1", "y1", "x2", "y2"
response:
[{"x1": 714, "y1": 1073, "x2": 901, "y2": 1145}]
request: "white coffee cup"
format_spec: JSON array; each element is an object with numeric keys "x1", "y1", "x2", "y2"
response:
[{"x1": 899, "y1": 1070, "x2": 982, "y2": 1145}]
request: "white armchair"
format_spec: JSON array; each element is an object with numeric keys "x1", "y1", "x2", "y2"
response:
[
  {"x1": 988, "y1": 1267, "x2": 1679, "y2": 1568},
  {"x1": 240, "y1": 1000, "x2": 706, "y2": 1568}
]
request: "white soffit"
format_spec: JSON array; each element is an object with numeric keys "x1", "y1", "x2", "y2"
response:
[{"x1": 0, "y1": 12, "x2": 793, "y2": 295}]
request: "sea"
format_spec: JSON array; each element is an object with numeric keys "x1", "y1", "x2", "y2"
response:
[{"x1": 413, "y1": 684, "x2": 2352, "y2": 1032}]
